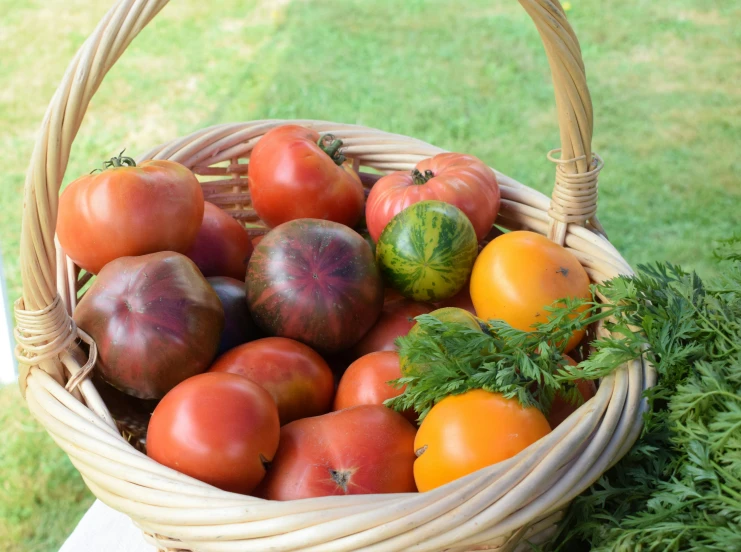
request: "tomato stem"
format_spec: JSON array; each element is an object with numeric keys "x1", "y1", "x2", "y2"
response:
[
  {"x1": 318, "y1": 134, "x2": 347, "y2": 166},
  {"x1": 104, "y1": 149, "x2": 137, "y2": 170},
  {"x1": 412, "y1": 169, "x2": 435, "y2": 185}
]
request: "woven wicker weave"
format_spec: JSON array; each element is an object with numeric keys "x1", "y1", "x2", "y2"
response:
[{"x1": 15, "y1": 1, "x2": 654, "y2": 550}]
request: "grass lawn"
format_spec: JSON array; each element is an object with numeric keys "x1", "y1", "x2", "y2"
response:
[{"x1": 0, "y1": 0, "x2": 739, "y2": 550}]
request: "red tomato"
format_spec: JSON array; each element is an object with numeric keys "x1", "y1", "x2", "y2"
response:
[
  {"x1": 147, "y1": 372, "x2": 280, "y2": 494},
  {"x1": 434, "y1": 280, "x2": 476, "y2": 315},
  {"x1": 57, "y1": 154, "x2": 203, "y2": 274},
  {"x1": 255, "y1": 405, "x2": 417, "y2": 500},
  {"x1": 334, "y1": 351, "x2": 415, "y2": 421},
  {"x1": 247, "y1": 125, "x2": 365, "y2": 228},
  {"x1": 547, "y1": 356, "x2": 598, "y2": 428},
  {"x1": 351, "y1": 298, "x2": 433, "y2": 358},
  {"x1": 365, "y1": 152, "x2": 500, "y2": 242},
  {"x1": 209, "y1": 337, "x2": 335, "y2": 425},
  {"x1": 185, "y1": 202, "x2": 253, "y2": 280}
]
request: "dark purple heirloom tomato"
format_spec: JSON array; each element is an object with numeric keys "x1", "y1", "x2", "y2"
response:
[
  {"x1": 246, "y1": 219, "x2": 384, "y2": 353},
  {"x1": 207, "y1": 276, "x2": 263, "y2": 356},
  {"x1": 73, "y1": 252, "x2": 224, "y2": 399}
]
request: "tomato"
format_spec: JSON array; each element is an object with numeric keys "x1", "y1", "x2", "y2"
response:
[
  {"x1": 185, "y1": 202, "x2": 253, "y2": 280},
  {"x1": 255, "y1": 405, "x2": 417, "y2": 500},
  {"x1": 434, "y1": 280, "x2": 476, "y2": 315},
  {"x1": 247, "y1": 219, "x2": 384, "y2": 353},
  {"x1": 147, "y1": 372, "x2": 280, "y2": 494},
  {"x1": 376, "y1": 201, "x2": 478, "y2": 302},
  {"x1": 365, "y1": 152, "x2": 500, "y2": 243},
  {"x1": 547, "y1": 355, "x2": 597, "y2": 428},
  {"x1": 73, "y1": 252, "x2": 224, "y2": 399},
  {"x1": 351, "y1": 298, "x2": 433, "y2": 359},
  {"x1": 334, "y1": 351, "x2": 415, "y2": 421},
  {"x1": 402, "y1": 307, "x2": 485, "y2": 375},
  {"x1": 247, "y1": 125, "x2": 365, "y2": 228},
  {"x1": 209, "y1": 337, "x2": 335, "y2": 425},
  {"x1": 207, "y1": 277, "x2": 263, "y2": 356},
  {"x1": 57, "y1": 154, "x2": 203, "y2": 274},
  {"x1": 413, "y1": 389, "x2": 551, "y2": 492},
  {"x1": 251, "y1": 235, "x2": 265, "y2": 248},
  {"x1": 470, "y1": 231, "x2": 591, "y2": 353}
]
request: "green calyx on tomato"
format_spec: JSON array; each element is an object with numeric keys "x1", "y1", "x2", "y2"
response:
[
  {"x1": 102, "y1": 149, "x2": 137, "y2": 169},
  {"x1": 412, "y1": 169, "x2": 434, "y2": 185},
  {"x1": 317, "y1": 134, "x2": 346, "y2": 166}
]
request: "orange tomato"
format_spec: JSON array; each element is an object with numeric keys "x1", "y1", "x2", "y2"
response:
[
  {"x1": 413, "y1": 389, "x2": 551, "y2": 492},
  {"x1": 469, "y1": 231, "x2": 591, "y2": 353},
  {"x1": 547, "y1": 355, "x2": 597, "y2": 428}
]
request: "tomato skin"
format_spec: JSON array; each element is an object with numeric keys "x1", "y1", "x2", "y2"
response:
[
  {"x1": 547, "y1": 355, "x2": 597, "y2": 428},
  {"x1": 413, "y1": 389, "x2": 551, "y2": 492},
  {"x1": 207, "y1": 277, "x2": 263, "y2": 356},
  {"x1": 255, "y1": 405, "x2": 417, "y2": 500},
  {"x1": 377, "y1": 201, "x2": 478, "y2": 302},
  {"x1": 247, "y1": 125, "x2": 365, "y2": 228},
  {"x1": 185, "y1": 202, "x2": 253, "y2": 280},
  {"x1": 334, "y1": 351, "x2": 415, "y2": 422},
  {"x1": 147, "y1": 372, "x2": 280, "y2": 495},
  {"x1": 73, "y1": 252, "x2": 224, "y2": 399},
  {"x1": 351, "y1": 298, "x2": 433, "y2": 359},
  {"x1": 366, "y1": 152, "x2": 500, "y2": 243},
  {"x1": 209, "y1": 337, "x2": 335, "y2": 425},
  {"x1": 57, "y1": 159, "x2": 203, "y2": 274},
  {"x1": 434, "y1": 280, "x2": 476, "y2": 315},
  {"x1": 470, "y1": 231, "x2": 591, "y2": 353},
  {"x1": 247, "y1": 219, "x2": 384, "y2": 353}
]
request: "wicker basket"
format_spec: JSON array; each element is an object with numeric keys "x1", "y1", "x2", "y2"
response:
[{"x1": 15, "y1": 0, "x2": 654, "y2": 550}]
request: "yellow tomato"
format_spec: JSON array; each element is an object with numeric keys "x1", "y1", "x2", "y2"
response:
[
  {"x1": 413, "y1": 389, "x2": 551, "y2": 492},
  {"x1": 469, "y1": 231, "x2": 591, "y2": 353}
]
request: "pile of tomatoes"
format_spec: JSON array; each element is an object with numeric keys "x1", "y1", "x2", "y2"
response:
[{"x1": 57, "y1": 125, "x2": 594, "y2": 499}]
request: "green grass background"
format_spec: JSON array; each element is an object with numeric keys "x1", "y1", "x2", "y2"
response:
[{"x1": 1, "y1": 0, "x2": 739, "y2": 550}]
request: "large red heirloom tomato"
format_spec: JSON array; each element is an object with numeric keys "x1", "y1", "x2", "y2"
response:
[
  {"x1": 147, "y1": 372, "x2": 280, "y2": 494},
  {"x1": 57, "y1": 154, "x2": 204, "y2": 274},
  {"x1": 255, "y1": 405, "x2": 417, "y2": 500},
  {"x1": 186, "y1": 202, "x2": 254, "y2": 280},
  {"x1": 365, "y1": 152, "x2": 500, "y2": 242},
  {"x1": 246, "y1": 219, "x2": 384, "y2": 353},
  {"x1": 73, "y1": 252, "x2": 224, "y2": 399},
  {"x1": 247, "y1": 125, "x2": 365, "y2": 228},
  {"x1": 209, "y1": 337, "x2": 335, "y2": 425}
]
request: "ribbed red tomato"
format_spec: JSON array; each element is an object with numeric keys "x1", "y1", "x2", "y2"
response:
[
  {"x1": 247, "y1": 125, "x2": 365, "y2": 228},
  {"x1": 255, "y1": 405, "x2": 417, "y2": 500},
  {"x1": 57, "y1": 154, "x2": 203, "y2": 274},
  {"x1": 365, "y1": 152, "x2": 500, "y2": 242},
  {"x1": 147, "y1": 372, "x2": 280, "y2": 494},
  {"x1": 185, "y1": 202, "x2": 253, "y2": 280}
]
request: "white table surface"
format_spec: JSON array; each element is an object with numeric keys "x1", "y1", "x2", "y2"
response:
[{"x1": 60, "y1": 500, "x2": 156, "y2": 552}]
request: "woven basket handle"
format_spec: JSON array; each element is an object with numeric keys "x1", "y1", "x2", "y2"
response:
[{"x1": 16, "y1": 0, "x2": 598, "y2": 382}]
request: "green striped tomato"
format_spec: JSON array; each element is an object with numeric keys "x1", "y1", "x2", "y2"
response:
[{"x1": 376, "y1": 200, "x2": 478, "y2": 302}]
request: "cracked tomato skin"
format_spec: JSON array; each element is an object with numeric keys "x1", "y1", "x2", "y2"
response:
[
  {"x1": 247, "y1": 124, "x2": 365, "y2": 228},
  {"x1": 255, "y1": 405, "x2": 417, "y2": 500},
  {"x1": 147, "y1": 372, "x2": 280, "y2": 495},
  {"x1": 470, "y1": 231, "x2": 591, "y2": 353},
  {"x1": 246, "y1": 219, "x2": 384, "y2": 353}
]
